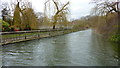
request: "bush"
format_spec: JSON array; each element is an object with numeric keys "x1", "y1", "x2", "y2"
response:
[
  {"x1": 110, "y1": 34, "x2": 120, "y2": 43},
  {"x1": 0, "y1": 20, "x2": 11, "y2": 31}
]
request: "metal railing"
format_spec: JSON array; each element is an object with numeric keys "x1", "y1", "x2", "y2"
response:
[{"x1": 0, "y1": 29, "x2": 72, "y2": 45}]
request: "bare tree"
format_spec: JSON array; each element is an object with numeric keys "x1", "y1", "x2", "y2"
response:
[
  {"x1": 92, "y1": 0, "x2": 120, "y2": 21},
  {"x1": 1, "y1": 2, "x2": 10, "y2": 22},
  {"x1": 52, "y1": 0, "x2": 69, "y2": 29},
  {"x1": 92, "y1": 0, "x2": 120, "y2": 31}
]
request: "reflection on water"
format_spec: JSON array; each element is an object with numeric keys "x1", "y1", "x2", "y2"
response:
[{"x1": 2, "y1": 29, "x2": 119, "y2": 66}]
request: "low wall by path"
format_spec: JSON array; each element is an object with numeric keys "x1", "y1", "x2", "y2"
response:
[{"x1": 0, "y1": 29, "x2": 80, "y2": 45}]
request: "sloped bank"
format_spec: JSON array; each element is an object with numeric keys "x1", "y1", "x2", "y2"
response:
[{"x1": 91, "y1": 14, "x2": 119, "y2": 43}]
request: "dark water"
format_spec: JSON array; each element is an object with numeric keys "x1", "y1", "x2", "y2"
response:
[{"x1": 2, "y1": 29, "x2": 119, "y2": 66}]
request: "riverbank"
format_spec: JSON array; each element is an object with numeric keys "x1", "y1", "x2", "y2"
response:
[
  {"x1": 1, "y1": 28, "x2": 85, "y2": 45},
  {"x1": 89, "y1": 13, "x2": 119, "y2": 43}
]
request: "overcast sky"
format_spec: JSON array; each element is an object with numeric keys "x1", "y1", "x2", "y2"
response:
[
  {"x1": 0, "y1": 0, "x2": 94, "y2": 20},
  {"x1": 30, "y1": 0, "x2": 94, "y2": 19}
]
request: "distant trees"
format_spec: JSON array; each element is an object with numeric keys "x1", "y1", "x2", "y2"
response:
[
  {"x1": 72, "y1": 16, "x2": 90, "y2": 29},
  {"x1": 37, "y1": 12, "x2": 44, "y2": 24}
]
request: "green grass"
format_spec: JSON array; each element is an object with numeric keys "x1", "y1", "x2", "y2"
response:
[
  {"x1": 2, "y1": 32, "x2": 49, "y2": 39},
  {"x1": 2, "y1": 29, "x2": 83, "y2": 39}
]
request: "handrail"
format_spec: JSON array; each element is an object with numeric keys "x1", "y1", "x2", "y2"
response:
[{"x1": 1, "y1": 29, "x2": 71, "y2": 35}]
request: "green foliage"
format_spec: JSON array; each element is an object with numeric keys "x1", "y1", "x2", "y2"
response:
[
  {"x1": 13, "y1": 3, "x2": 21, "y2": 28},
  {"x1": 110, "y1": 34, "x2": 120, "y2": 43},
  {"x1": 0, "y1": 20, "x2": 10, "y2": 31},
  {"x1": 22, "y1": 8, "x2": 39, "y2": 30}
]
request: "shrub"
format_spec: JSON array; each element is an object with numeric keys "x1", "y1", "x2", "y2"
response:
[
  {"x1": 110, "y1": 34, "x2": 120, "y2": 43},
  {"x1": 0, "y1": 20, "x2": 10, "y2": 31}
]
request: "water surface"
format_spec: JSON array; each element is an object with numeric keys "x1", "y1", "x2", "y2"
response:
[{"x1": 2, "y1": 29, "x2": 118, "y2": 66}]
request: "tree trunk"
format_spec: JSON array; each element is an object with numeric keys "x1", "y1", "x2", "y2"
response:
[
  {"x1": 118, "y1": 12, "x2": 120, "y2": 33},
  {"x1": 53, "y1": 25, "x2": 56, "y2": 29},
  {"x1": 118, "y1": 12, "x2": 120, "y2": 65},
  {"x1": 118, "y1": 12, "x2": 120, "y2": 23},
  {"x1": 53, "y1": 16, "x2": 57, "y2": 29}
]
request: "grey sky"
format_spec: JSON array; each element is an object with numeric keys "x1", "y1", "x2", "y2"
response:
[
  {"x1": 70, "y1": 0, "x2": 94, "y2": 19},
  {"x1": 0, "y1": 0, "x2": 94, "y2": 20},
  {"x1": 31, "y1": 0, "x2": 94, "y2": 19}
]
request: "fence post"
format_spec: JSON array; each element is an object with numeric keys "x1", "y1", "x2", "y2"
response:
[
  {"x1": 49, "y1": 30, "x2": 50, "y2": 36},
  {"x1": 25, "y1": 31, "x2": 26, "y2": 39},
  {"x1": 38, "y1": 30, "x2": 40, "y2": 38}
]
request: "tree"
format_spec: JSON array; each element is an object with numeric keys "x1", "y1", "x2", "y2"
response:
[
  {"x1": 44, "y1": 0, "x2": 70, "y2": 29},
  {"x1": 12, "y1": 0, "x2": 39, "y2": 30},
  {"x1": 36, "y1": 12, "x2": 44, "y2": 27},
  {"x1": 13, "y1": 2, "x2": 21, "y2": 29},
  {"x1": 1, "y1": 8, "x2": 8, "y2": 21},
  {"x1": 58, "y1": 10, "x2": 69, "y2": 28},
  {"x1": 22, "y1": 8, "x2": 39, "y2": 30},
  {"x1": 90, "y1": 0, "x2": 120, "y2": 43},
  {"x1": 1, "y1": 2, "x2": 11, "y2": 22},
  {"x1": 92, "y1": 0, "x2": 120, "y2": 29},
  {"x1": 52, "y1": 0, "x2": 69, "y2": 29}
]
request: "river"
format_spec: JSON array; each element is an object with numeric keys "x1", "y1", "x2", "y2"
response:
[{"x1": 2, "y1": 29, "x2": 119, "y2": 66}]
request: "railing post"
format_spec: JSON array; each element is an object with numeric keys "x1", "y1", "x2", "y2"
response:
[
  {"x1": 19, "y1": 33, "x2": 20, "y2": 40},
  {"x1": 49, "y1": 29, "x2": 50, "y2": 36},
  {"x1": 25, "y1": 31, "x2": 26, "y2": 39},
  {"x1": 38, "y1": 30, "x2": 40, "y2": 38}
]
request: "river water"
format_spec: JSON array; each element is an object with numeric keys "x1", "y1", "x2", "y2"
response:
[{"x1": 2, "y1": 29, "x2": 119, "y2": 66}]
